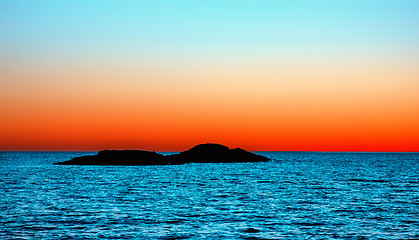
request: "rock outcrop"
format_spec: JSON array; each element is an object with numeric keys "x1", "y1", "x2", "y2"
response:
[{"x1": 54, "y1": 143, "x2": 270, "y2": 165}]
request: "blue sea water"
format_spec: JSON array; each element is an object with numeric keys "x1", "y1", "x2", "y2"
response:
[{"x1": 0, "y1": 151, "x2": 418, "y2": 239}]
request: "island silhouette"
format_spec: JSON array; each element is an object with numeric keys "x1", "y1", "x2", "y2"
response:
[{"x1": 54, "y1": 143, "x2": 270, "y2": 165}]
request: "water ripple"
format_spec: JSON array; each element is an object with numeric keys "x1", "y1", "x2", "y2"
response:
[{"x1": 0, "y1": 151, "x2": 418, "y2": 239}]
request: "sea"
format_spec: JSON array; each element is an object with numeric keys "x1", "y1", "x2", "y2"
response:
[{"x1": 0, "y1": 151, "x2": 418, "y2": 240}]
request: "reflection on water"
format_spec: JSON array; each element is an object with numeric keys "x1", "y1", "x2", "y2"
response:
[{"x1": 1, "y1": 151, "x2": 418, "y2": 239}]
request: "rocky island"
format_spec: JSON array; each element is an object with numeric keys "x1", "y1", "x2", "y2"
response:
[{"x1": 54, "y1": 143, "x2": 270, "y2": 165}]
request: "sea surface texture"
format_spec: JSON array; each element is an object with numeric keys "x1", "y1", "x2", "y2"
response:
[{"x1": 1, "y1": 151, "x2": 418, "y2": 239}]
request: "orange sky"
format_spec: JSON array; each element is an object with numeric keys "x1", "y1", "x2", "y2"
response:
[
  {"x1": 1, "y1": 58, "x2": 418, "y2": 151},
  {"x1": 2, "y1": 1, "x2": 419, "y2": 151}
]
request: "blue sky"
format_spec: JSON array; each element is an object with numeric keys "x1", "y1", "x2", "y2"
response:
[
  {"x1": 1, "y1": 1, "x2": 419, "y2": 151},
  {"x1": 3, "y1": 0, "x2": 419, "y2": 62}
]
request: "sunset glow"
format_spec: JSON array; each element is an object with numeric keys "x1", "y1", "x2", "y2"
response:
[{"x1": 1, "y1": 1, "x2": 418, "y2": 151}]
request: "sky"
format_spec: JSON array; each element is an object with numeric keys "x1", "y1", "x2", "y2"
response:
[{"x1": 1, "y1": 0, "x2": 418, "y2": 151}]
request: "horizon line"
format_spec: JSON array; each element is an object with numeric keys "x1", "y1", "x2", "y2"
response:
[{"x1": 1, "y1": 150, "x2": 418, "y2": 153}]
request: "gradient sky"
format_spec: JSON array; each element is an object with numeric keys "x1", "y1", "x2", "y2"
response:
[{"x1": 1, "y1": 0, "x2": 419, "y2": 151}]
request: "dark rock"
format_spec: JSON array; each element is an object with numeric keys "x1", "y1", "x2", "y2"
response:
[
  {"x1": 54, "y1": 143, "x2": 270, "y2": 165},
  {"x1": 55, "y1": 150, "x2": 166, "y2": 165},
  {"x1": 166, "y1": 143, "x2": 269, "y2": 164}
]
